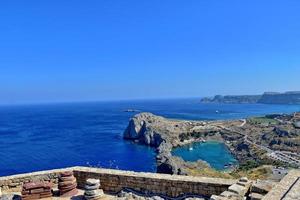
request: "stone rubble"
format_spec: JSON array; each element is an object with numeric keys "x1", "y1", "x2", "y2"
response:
[
  {"x1": 249, "y1": 192, "x2": 264, "y2": 200},
  {"x1": 58, "y1": 171, "x2": 78, "y2": 197},
  {"x1": 84, "y1": 179, "x2": 104, "y2": 200},
  {"x1": 21, "y1": 181, "x2": 52, "y2": 200},
  {"x1": 116, "y1": 190, "x2": 206, "y2": 200},
  {"x1": 0, "y1": 194, "x2": 20, "y2": 200}
]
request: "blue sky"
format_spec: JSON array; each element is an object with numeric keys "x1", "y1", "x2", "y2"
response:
[{"x1": 1, "y1": 1, "x2": 300, "y2": 104}]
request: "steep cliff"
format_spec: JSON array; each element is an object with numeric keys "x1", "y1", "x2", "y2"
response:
[
  {"x1": 123, "y1": 112, "x2": 210, "y2": 174},
  {"x1": 258, "y1": 92, "x2": 300, "y2": 104},
  {"x1": 123, "y1": 113, "x2": 167, "y2": 147},
  {"x1": 123, "y1": 112, "x2": 207, "y2": 147}
]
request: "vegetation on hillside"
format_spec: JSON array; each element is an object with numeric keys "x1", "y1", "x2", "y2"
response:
[{"x1": 247, "y1": 117, "x2": 278, "y2": 125}]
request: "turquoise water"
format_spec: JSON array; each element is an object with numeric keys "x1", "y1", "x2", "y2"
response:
[{"x1": 172, "y1": 141, "x2": 238, "y2": 170}]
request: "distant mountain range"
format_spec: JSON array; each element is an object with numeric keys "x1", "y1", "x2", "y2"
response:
[{"x1": 201, "y1": 91, "x2": 300, "y2": 104}]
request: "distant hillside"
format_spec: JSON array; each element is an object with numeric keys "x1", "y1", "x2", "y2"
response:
[
  {"x1": 201, "y1": 95, "x2": 261, "y2": 104},
  {"x1": 201, "y1": 91, "x2": 300, "y2": 104},
  {"x1": 258, "y1": 92, "x2": 300, "y2": 104}
]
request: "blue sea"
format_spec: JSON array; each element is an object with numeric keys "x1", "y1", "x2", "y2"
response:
[{"x1": 0, "y1": 99, "x2": 299, "y2": 176}]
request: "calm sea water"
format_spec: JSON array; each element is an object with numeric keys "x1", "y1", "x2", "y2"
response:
[
  {"x1": 172, "y1": 141, "x2": 238, "y2": 170},
  {"x1": 0, "y1": 99, "x2": 299, "y2": 176}
]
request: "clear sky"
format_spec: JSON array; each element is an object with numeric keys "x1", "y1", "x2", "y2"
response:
[{"x1": 1, "y1": 1, "x2": 300, "y2": 104}]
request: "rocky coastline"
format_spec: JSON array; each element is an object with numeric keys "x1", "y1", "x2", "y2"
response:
[
  {"x1": 123, "y1": 112, "x2": 300, "y2": 177},
  {"x1": 201, "y1": 91, "x2": 300, "y2": 104},
  {"x1": 123, "y1": 112, "x2": 233, "y2": 175}
]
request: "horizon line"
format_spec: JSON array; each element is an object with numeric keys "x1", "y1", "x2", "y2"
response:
[{"x1": 0, "y1": 96, "x2": 204, "y2": 107}]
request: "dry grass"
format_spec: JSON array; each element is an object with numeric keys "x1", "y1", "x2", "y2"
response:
[
  {"x1": 186, "y1": 167, "x2": 234, "y2": 179},
  {"x1": 186, "y1": 165, "x2": 273, "y2": 180},
  {"x1": 230, "y1": 165, "x2": 273, "y2": 180}
]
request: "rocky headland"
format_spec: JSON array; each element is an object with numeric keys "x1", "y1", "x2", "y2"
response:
[
  {"x1": 201, "y1": 91, "x2": 300, "y2": 104},
  {"x1": 123, "y1": 112, "x2": 300, "y2": 178}
]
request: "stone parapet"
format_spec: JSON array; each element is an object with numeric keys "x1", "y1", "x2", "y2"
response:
[
  {"x1": 0, "y1": 166, "x2": 236, "y2": 198},
  {"x1": 262, "y1": 170, "x2": 300, "y2": 200},
  {"x1": 0, "y1": 168, "x2": 71, "y2": 193},
  {"x1": 73, "y1": 167, "x2": 236, "y2": 197}
]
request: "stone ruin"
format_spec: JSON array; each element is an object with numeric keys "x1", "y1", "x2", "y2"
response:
[
  {"x1": 210, "y1": 177, "x2": 276, "y2": 200},
  {"x1": 58, "y1": 171, "x2": 78, "y2": 197},
  {"x1": 21, "y1": 182, "x2": 52, "y2": 200},
  {"x1": 0, "y1": 167, "x2": 299, "y2": 200},
  {"x1": 84, "y1": 179, "x2": 104, "y2": 200}
]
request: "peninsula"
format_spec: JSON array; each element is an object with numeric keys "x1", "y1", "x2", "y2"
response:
[
  {"x1": 200, "y1": 91, "x2": 300, "y2": 104},
  {"x1": 123, "y1": 112, "x2": 300, "y2": 178}
]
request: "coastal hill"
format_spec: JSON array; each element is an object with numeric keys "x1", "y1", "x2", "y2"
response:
[
  {"x1": 123, "y1": 112, "x2": 225, "y2": 175},
  {"x1": 124, "y1": 112, "x2": 300, "y2": 177},
  {"x1": 200, "y1": 91, "x2": 300, "y2": 104}
]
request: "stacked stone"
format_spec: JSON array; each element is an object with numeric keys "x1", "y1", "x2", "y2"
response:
[
  {"x1": 21, "y1": 181, "x2": 52, "y2": 200},
  {"x1": 58, "y1": 171, "x2": 78, "y2": 197},
  {"x1": 84, "y1": 179, "x2": 104, "y2": 200}
]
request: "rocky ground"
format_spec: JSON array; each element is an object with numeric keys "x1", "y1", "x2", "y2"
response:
[
  {"x1": 116, "y1": 190, "x2": 206, "y2": 200},
  {"x1": 123, "y1": 112, "x2": 300, "y2": 177}
]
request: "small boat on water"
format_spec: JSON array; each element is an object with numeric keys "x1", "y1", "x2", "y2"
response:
[
  {"x1": 215, "y1": 110, "x2": 220, "y2": 113},
  {"x1": 124, "y1": 109, "x2": 140, "y2": 113},
  {"x1": 224, "y1": 163, "x2": 234, "y2": 169},
  {"x1": 200, "y1": 139, "x2": 206, "y2": 143}
]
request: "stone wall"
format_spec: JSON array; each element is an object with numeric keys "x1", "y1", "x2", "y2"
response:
[
  {"x1": 262, "y1": 170, "x2": 300, "y2": 200},
  {"x1": 0, "y1": 168, "x2": 67, "y2": 193},
  {"x1": 0, "y1": 166, "x2": 236, "y2": 198},
  {"x1": 73, "y1": 167, "x2": 236, "y2": 197}
]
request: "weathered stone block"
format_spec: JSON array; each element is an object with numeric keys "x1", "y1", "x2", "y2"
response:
[
  {"x1": 228, "y1": 184, "x2": 247, "y2": 196},
  {"x1": 251, "y1": 181, "x2": 274, "y2": 195},
  {"x1": 249, "y1": 192, "x2": 264, "y2": 200}
]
